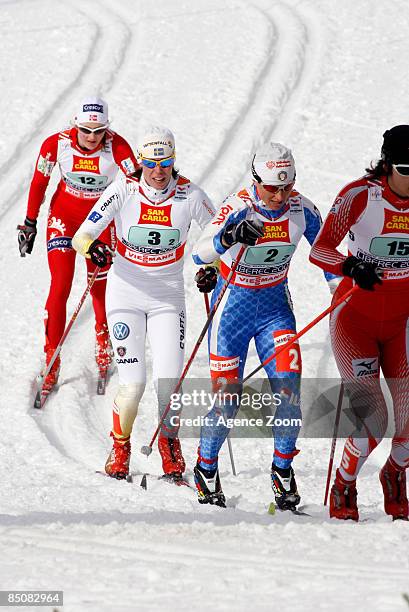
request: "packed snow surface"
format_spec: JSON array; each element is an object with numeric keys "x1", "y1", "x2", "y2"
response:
[{"x1": 1, "y1": 0, "x2": 409, "y2": 610}]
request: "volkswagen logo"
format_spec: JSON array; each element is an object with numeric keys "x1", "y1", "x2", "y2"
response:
[{"x1": 113, "y1": 322, "x2": 130, "y2": 341}]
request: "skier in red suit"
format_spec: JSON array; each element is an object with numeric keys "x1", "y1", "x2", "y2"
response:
[
  {"x1": 310, "y1": 125, "x2": 409, "y2": 521},
  {"x1": 17, "y1": 96, "x2": 138, "y2": 392}
]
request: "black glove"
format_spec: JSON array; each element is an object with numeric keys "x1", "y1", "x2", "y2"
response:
[
  {"x1": 17, "y1": 217, "x2": 37, "y2": 257},
  {"x1": 87, "y1": 240, "x2": 114, "y2": 268},
  {"x1": 222, "y1": 218, "x2": 264, "y2": 247},
  {"x1": 342, "y1": 256, "x2": 383, "y2": 291},
  {"x1": 195, "y1": 266, "x2": 218, "y2": 293}
]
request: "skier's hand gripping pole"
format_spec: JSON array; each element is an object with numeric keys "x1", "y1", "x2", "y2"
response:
[
  {"x1": 36, "y1": 267, "x2": 100, "y2": 392},
  {"x1": 242, "y1": 285, "x2": 359, "y2": 384},
  {"x1": 140, "y1": 246, "x2": 246, "y2": 458}
]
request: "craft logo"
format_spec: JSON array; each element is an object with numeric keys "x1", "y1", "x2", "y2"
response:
[
  {"x1": 258, "y1": 219, "x2": 290, "y2": 243},
  {"x1": 381, "y1": 209, "x2": 409, "y2": 234},
  {"x1": 138, "y1": 202, "x2": 172, "y2": 226},
  {"x1": 100, "y1": 193, "x2": 118, "y2": 211},
  {"x1": 72, "y1": 156, "x2": 100, "y2": 173},
  {"x1": 179, "y1": 311, "x2": 185, "y2": 349}
]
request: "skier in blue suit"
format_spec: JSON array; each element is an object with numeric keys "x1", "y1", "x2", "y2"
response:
[{"x1": 192, "y1": 142, "x2": 338, "y2": 509}]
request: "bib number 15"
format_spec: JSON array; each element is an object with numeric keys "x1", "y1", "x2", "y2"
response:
[{"x1": 386, "y1": 240, "x2": 409, "y2": 257}]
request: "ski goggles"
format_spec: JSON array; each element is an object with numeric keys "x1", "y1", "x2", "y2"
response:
[
  {"x1": 76, "y1": 123, "x2": 109, "y2": 135},
  {"x1": 260, "y1": 181, "x2": 294, "y2": 194},
  {"x1": 392, "y1": 164, "x2": 409, "y2": 176},
  {"x1": 140, "y1": 155, "x2": 175, "y2": 169}
]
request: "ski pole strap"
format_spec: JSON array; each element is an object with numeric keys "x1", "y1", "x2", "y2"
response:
[{"x1": 243, "y1": 285, "x2": 358, "y2": 384}]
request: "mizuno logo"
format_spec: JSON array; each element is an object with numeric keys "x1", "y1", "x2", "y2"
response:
[{"x1": 356, "y1": 360, "x2": 376, "y2": 370}]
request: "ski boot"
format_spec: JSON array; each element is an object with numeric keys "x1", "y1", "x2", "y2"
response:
[
  {"x1": 271, "y1": 463, "x2": 301, "y2": 511},
  {"x1": 379, "y1": 457, "x2": 408, "y2": 521},
  {"x1": 105, "y1": 433, "x2": 131, "y2": 480},
  {"x1": 158, "y1": 434, "x2": 186, "y2": 483},
  {"x1": 95, "y1": 322, "x2": 113, "y2": 371},
  {"x1": 329, "y1": 469, "x2": 359, "y2": 521},
  {"x1": 42, "y1": 348, "x2": 61, "y2": 394},
  {"x1": 194, "y1": 463, "x2": 226, "y2": 507}
]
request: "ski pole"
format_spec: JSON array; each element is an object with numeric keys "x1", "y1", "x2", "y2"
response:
[
  {"x1": 37, "y1": 266, "x2": 100, "y2": 389},
  {"x1": 140, "y1": 246, "x2": 246, "y2": 457},
  {"x1": 204, "y1": 291, "x2": 237, "y2": 476},
  {"x1": 242, "y1": 285, "x2": 359, "y2": 384},
  {"x1": 324, "y1": 382, "x2": 344, "y2": 506}
]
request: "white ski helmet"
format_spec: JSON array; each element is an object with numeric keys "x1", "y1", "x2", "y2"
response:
[
  {"x1": 251, "y1": 142, "x2": 296, "y2": 185},
  {"x1": 75, "y1": 96, "x2": 109, "y2": 125},
  {"x1": 137, "y1": 125, "x2": 176, "y2": 160}
]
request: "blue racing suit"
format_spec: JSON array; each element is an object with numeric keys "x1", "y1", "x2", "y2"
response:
[{"x1": 192, "y1": 184, "x2": 337, "y2": 471}]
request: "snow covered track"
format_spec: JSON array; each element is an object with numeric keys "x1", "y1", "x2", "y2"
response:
[
  {"x1": 0, "y1": 0, "x2": 135, "y2": 221},
  {"x1": 2, "y1": 0, "x2": 409, "y2": 609},
  {"x1": 198, "y1": 0, "x2": 325, "y2": 196},
  {"x1": 1, "y1": 518, "x2": 409, "y2": 611}
]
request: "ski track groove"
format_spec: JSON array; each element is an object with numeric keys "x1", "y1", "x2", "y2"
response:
[
  {"x1": 24, "y1": 0, "x2": 346, "y2": 533},
  {"x1": 199, "y1": 0, "x2": 314, "y2": 197},
  {"x1": 3, "y1": 529, "x2": 409, "y2": 580},
  {"x1": 29, "y1": 0, "x2": 330, "y2": 479},
  {"x1": 0, "y1": 0, "x2": 134, "y2": 222},
  {"x1": 196, "y1": 3, "x2": 278, "y2": 186}
]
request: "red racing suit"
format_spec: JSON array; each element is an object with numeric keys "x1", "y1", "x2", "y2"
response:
[
  {"x1": 310, "y1": 174, "x2": 409, "y2": 478},
  {"x1": 25, "y1": 127, "x2": 138, "y2": 351}
]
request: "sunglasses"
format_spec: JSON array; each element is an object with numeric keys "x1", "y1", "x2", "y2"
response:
[
  {"x1": 141, "y1": 156, "x2": 175, "y2": 169},
  {"x1": 76, "y1": 123, "x2": 109, "y2": 135},
  {"x1": 260, "y1": 181, "x2": 294, "y2": 194},
  {"x1": 393, "y1": 164, "x2": 409, "y2": 176}
]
